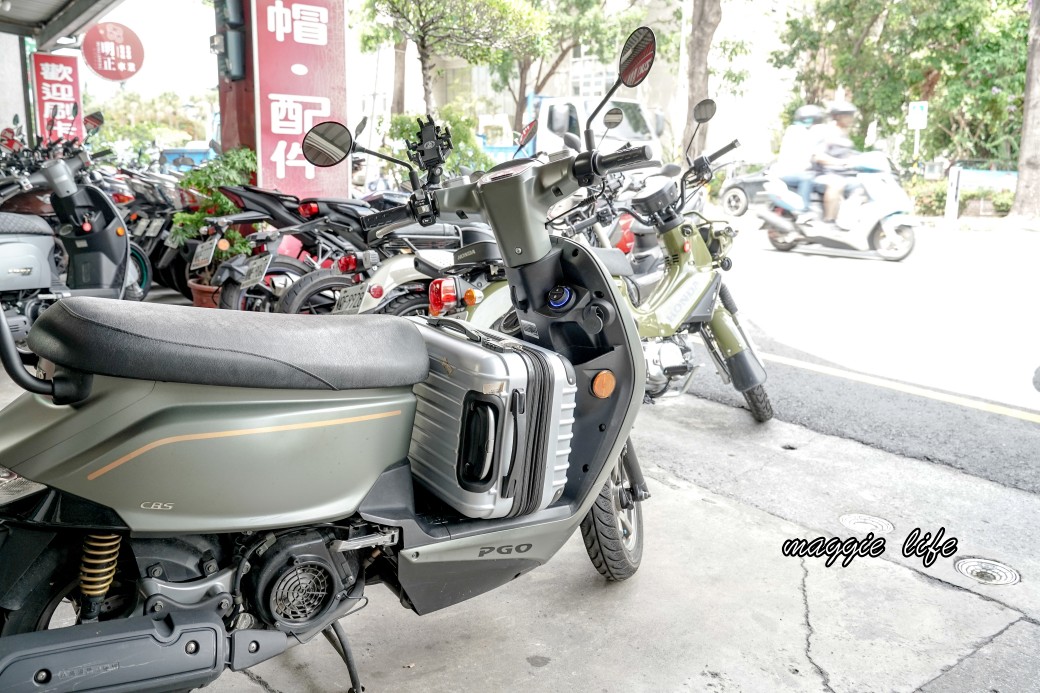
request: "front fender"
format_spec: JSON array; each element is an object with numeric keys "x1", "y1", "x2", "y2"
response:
[{"x1": 708, "y1": 307, "x2": 766, "y2": 391}]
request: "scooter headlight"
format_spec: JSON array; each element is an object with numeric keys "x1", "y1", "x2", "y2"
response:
[{"x1": 0, "y1": 466, "x2": 45, "y2": 506}]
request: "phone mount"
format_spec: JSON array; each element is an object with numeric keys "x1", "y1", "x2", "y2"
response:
[{"x1": 406, "y1": 116, "x2": 453, "y2": 184}]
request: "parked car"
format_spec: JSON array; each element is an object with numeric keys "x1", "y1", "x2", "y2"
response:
[{"x1": 719, "y1": 163, "x2": 770, "y2": 216}]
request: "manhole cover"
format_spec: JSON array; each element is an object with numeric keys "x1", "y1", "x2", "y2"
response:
[
  {"x1": 839, "y1": 513, "x2": 894, "y2": 534},
  {"x1": 954, "y1": 557, "x2": 1021, "y2": 586}
]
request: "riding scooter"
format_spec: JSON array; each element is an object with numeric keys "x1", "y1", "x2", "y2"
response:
[
  {"x1": 757, "y1": 150, "x2": 917, "y2": 261},
  {"x1": 0, "y1": 28, "x2": 658, "y2": 693}
]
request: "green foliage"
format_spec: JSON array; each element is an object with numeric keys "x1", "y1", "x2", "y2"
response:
[
  {"x1": 385, "y1": 106, "x2": 496, "y2": 176},
  {"x1": 992, "y1": 190, "x2": 1015, "y2": 216},
  {"x1": 711, "y1": 38, "x2": 750, "y2": 96},
  {"x1": 771, "y1": 0, "x2": 1028, "y2": 164},
  {"x1": 708, "y1": 169, "x2": 727, "y2": 200},
  {"x1": 170, "y1": 147, "x2": 257, "y2": 243},
  {"x1": 82, "y1": 90, "x2": 216, "y2": 158},
  {"x1": 905, "y1": 178, "x2": 948, "y2": 216}
]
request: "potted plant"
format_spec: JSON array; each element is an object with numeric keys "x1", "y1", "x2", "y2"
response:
[{"x1": 168, "y1": 147, "x2": 256, "y2": 307}]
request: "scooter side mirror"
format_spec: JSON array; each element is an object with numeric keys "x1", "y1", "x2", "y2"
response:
[
  {"x1": 618, "y1": 26, "x2": 656, "y2": 88},
  {"x1": 602, "y1": 107, "x2": 624, "y2": 130},
  {"x1": 562, "y1": 132, "x2": 582, "y2": 153},
  {"x1": 693, "y1": 99, "x2": 716, "y2": 123},
  {"x1": 355, "y1": 116, "x2": 368, "y2": 139},
  {"x1": 661, "y1": 163, "x2": 682, "y2": 178},
  {"x1": 302, "y1": 121, "x2": 353, "y2": 167}
]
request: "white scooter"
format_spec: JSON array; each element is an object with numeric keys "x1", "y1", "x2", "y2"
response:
[{"x1": 757, "y1": 150, "x2": 916, "y2": 261}]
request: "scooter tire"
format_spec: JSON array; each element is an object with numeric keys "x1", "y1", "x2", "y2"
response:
[
  {"x1": 377, "y1": 293, "x2": 429, "y2": 317},
  {"x1": 869, "y1": 223, "x2": 915, "y2": 261},
  {"x1": 742, "y1": 384, "x2": 774, "y2": 422},
  {"x1": 218, "y1": 257, "x2": 312, "y2": 311},
  {"x1": 128, "y1": 243, "x2": 152, "y2": 301},
  {"x1": 722, "y1": 187, "x2": 749, "y2": 216},
  {"x1": 766, "y1": 225, "x2": 798, "y2": 251},
  {"x1": 580, "y1": 450, "x2": 643, "y2": 581},
  {"x1": 276, "y1": 269, "x2": 354, "y2": 314}
]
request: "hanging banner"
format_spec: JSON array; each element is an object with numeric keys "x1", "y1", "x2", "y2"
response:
[
  {"x1": 252, "y1": 0, "x2": 347, "y2": 197},
  {"x1": 31, "y1": 53, "x2": 84, "y2": 143},
  {"x1": 82, "y1": 22, "x2": 145, "y2": 82}
]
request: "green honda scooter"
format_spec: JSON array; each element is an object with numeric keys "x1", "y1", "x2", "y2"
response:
[{"x1": 424, "y1": 100, "x2": 773, "y2": 422}]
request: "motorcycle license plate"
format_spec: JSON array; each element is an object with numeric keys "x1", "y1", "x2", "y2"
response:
[
  {"x1": 333, "y1": 282, "x2": 367, "y2": 315},
  {"x1": 133, "y1": 217, "x2": 150, "y2": 237},
  {"x1": 190, "y1": 237, "x2": 219, "y2": 270},
  {"x1": 239, "y1": 253, "x2": 274, "y2": 289},
  {"x1": 146, "y1": 218, "x2": 166, "y2": 237}
]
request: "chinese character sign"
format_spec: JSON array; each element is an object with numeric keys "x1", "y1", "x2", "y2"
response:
[
  {"x1": 32, "y1": 53, "x2": 84, "y2": 143},
  {"x1": 82, "y1": 22, "x2": 145, "y2": 82},
  {"x1": 253, "y1": 0, "x2": 347, "y2": 198}
]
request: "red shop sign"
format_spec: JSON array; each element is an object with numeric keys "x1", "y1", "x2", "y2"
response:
[
  {"x1": 82, "y1": 22, "x2": 144, "y2": 82},
  {"x1": 252, "y1": 0, "x2": 348, "y2": 198},
  {"x1": 31, "y1": 53, "x2": 84, "y2": 143}
]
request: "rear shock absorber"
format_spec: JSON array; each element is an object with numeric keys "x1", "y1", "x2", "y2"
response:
[{"x1": 79, "y1": 534, "x2": 122, "y2": 621}]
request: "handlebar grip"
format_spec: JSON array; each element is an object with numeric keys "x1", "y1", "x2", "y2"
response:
[
  {"x1": 707, "y1": 139, "x2": 741, "y2": 164},
  {"x1": 598, "y1": 145, "x2": 653, "y2": 174},
  {"x1": 360, "y1": 203, "x2": 413, "y2": 233}
]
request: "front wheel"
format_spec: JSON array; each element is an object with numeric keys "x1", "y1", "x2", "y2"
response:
[
  {"x1": 127, "y1": 242, "x2": 152, "y2": 301},
  {"x1": 742, "y1": 384, "x2": 774, "y2": 422},
  {"x1": 219, "y1": 257, "x2": 312, "y2": 311},
  {"x1": 580, "y1": 447, "x2": 643, "y2": 581},
  {"x1": 869, "y1": 222, "x2": 915, "y2": 261}
]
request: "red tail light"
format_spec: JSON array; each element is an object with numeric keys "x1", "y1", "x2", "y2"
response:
[
  {"x1": 111, "y1": 192, "x2": 135, "y2": 205},
  {"x1": 298, "y1": 202, "x2": 320, "y2": 219},
  {"x1": 429, "y1": 278, "x2": 458, "y2": 316},
  {"x1": 337, "y1": 254, "x2": 357, "y2": 273},
  {"x1": 219, "y1": 188, "x2": 245, "y2": 210},
  {"x1": 615, "y1": 213, "x2": 635, "y2": 253},
  {"x1": 368, "y1": 285, "x2": 384, "y2": 299}
]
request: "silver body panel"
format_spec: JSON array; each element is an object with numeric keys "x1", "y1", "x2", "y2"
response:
[{"x1": 0, "y1": 235, "x2": 53, "y2": 292}]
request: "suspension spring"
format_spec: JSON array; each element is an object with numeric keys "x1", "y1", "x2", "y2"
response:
[{"x1": 80, "y1": 534, "x2": 122, "y2": 607}]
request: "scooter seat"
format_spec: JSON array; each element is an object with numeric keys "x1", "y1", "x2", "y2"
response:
[
  {"x1": 0, "y1": 212, "x2": 52, "y2": 236},
  {"x1": 27, "y1": 297, "x2": 430, "y2": 390}
]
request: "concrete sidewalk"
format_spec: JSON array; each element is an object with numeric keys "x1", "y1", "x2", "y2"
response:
[{"x1": 196, "y1": 395, "x2": 1039, "y2": 693}]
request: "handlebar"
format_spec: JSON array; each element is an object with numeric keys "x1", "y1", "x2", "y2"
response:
[
  {"x1": 599, "y1": 145, "x2": 654, "y2": 174},
  {"x1": 706, "y1": 139, "x2": 740, "y2": 164},
  {"x1": 360, "y1": 203, "x2": 413, "y2": 233}
]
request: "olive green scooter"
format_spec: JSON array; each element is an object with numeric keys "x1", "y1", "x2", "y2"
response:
[{"x1": 429, "y1": 100, "x2": 773, "y2": 421}]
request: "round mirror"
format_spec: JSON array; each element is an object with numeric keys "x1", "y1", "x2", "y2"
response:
[
  {"x1": 693, "y1": 99, "x2": 717, "y2": 124},
  {"x1": 355, "y1": 116, "x2": 368, "y2": 139},
  {"x1": 602, "y1": 107, "x2": 624, "y2": 130},
  {"x1": 618, "y1": 26, "x2": 656, "y2": 88},
  {"x1": 517, "y1": 119, "x2": 538, "y2": 148},
  {"x1": 302, "y1": 121, "x2": 353, "y2": 167},
  {"x1": 72, "y1": 103, "x2": 79, "y2": 118},
  {"x1": 12, "y1": 114, "x2": 19, "y2": 126},
  {"x1": 84, "y1": 111, "x2": 104, "y2": 135}
]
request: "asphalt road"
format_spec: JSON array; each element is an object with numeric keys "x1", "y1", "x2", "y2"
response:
[{"x1": 680, "y1": 209, "x2": 1040, "y2": 494}]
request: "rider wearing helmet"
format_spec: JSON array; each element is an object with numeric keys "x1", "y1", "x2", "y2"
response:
[
  {"x1": 774, "y1": 104, "x2": 826, "y2": 213},
  {"x1": 813, "y1": 102, "x2": 859, "y2": 224}
]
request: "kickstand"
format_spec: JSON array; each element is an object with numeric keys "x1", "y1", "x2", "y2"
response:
[{"x1": 323, "y1": 621, "x2": 365, "y2": 693}]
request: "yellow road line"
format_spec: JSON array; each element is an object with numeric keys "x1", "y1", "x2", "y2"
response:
[{"x1": 758, "y1": 352, "x2": 1040, "y2": 424}]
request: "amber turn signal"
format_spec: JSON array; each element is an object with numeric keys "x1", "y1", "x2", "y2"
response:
[
  {"x1": 217, "y1": 238, "x2": 231, "y2": 251},
  {"x1": 115, "y1": 227, "x2": 125, "y2": 236},
  {"x1": 591, "y1": 370, "x2": 616, "y2": 399}
]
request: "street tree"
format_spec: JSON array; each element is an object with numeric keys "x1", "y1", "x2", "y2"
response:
[
  {"x1": 1012, "y1": 0, "x2": 1039, "y2": 217},
  {"x1": 361, "y1": 0, "x2": 544, "y2": 114},
  {"x1": 682, "y1": 0, "x2": 722, "y2": 157},
  {"x1": 771, "y1": 0, "x2": 1028, "y2": 164},
  {"x1": 489, "y1": 0, "x2": 644, "y2": 133}
]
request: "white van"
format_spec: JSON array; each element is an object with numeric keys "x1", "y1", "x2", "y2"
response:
[{"x1": 532, "y1": 95, "x2": 666, "y2": 161}]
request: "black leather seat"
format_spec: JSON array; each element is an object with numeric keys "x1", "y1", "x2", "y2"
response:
[
  {"x1": 28, "y1": 297, "x2": 430, "y2": 390},
  {"x1": 0, "y1": 212, "x2": 52, "y2": 235}
]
